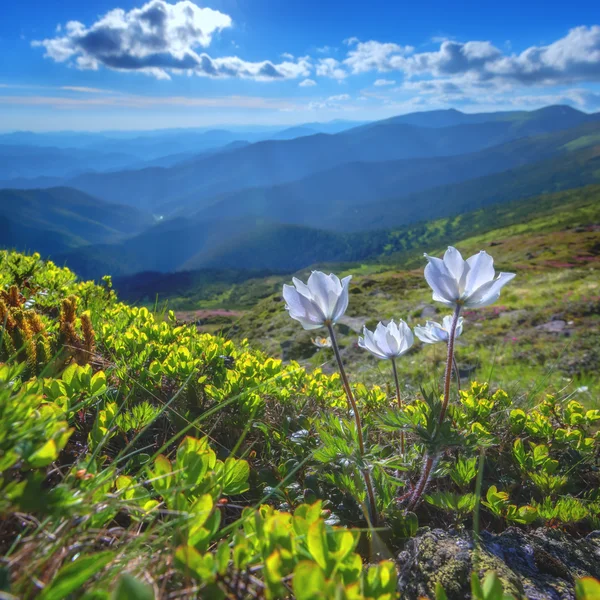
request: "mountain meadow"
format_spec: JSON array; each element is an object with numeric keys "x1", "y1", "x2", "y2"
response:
[{"x1": 1, "y1": 106, "x2": 600, "y2": 600}]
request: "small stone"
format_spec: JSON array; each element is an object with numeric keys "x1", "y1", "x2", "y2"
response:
[{"x1": 536, "y1": 320, "x2": 567, "y2": 333}]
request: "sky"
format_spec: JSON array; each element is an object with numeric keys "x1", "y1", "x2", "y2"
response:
[{"x1": 1, "y1": 0, "x2": 600, "y2": 130}]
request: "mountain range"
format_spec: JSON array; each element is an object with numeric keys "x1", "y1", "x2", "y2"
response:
[{"x1": 1, "y1": 105, "x2": 600, "y2": 279}]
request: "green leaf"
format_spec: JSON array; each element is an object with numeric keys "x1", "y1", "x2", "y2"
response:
[
  {"x1": 435, "y1": 581, "x2": 449, "y2": 600},
  {"x1": 482, "y1": 572, "x2": 504, "y2": 599},
  {"x1": 91, "y1": 372, "x2": 107, "y2": 396},
  {"x1": 111, "y1": 574, "x2": 154, "y2": 600},
  {"x1": 215, "y1": 542, "x2": 230, "y2": 576},
  {"x1": 27, "y1": 439, "x2": 58, "y2": 468},
  {"x1": 306, "y1": 521, "x2": 329, "y2": 571},
  {"x1": 39, "y1": 552, "x2": 114, "y2": 600},
  {"x1": 220, "y1": 457, "x2": 250, "y2": 495},
  {"x1": 293, "y1": 561, "x2": 327, "y2": 600},
  {"x1": 576, "y1": 577, "x2": 600, "y2": 600}
]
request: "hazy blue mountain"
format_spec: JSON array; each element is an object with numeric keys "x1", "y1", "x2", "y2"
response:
[
  {"x1": 369, "y1": 105, "x2": 597, "y2": 129},
  {"x1": 0, "y1": 145, "x2": 142, "y2": 179},
  {"x1": 66, "y1": 106, "x2": 599, "y2": 213},
  {"x1": 55, "y1": 122, "x2": 600, "y2": 278},
  {"x1": 0, "y1": 187, "x2": 153, "y2": 256},
  {"x1": 339, "y1": 143, "x2": 600, "y2": 231},
  {"x1": 189, "y1": 121, "x2": 600, "y2": 230}
]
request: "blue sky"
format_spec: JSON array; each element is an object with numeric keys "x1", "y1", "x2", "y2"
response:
[{"x1": 1, "y1": 0, "x2": 600, "y2": 130}]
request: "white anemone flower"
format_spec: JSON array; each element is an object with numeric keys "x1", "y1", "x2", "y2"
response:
[
  {"x1": 312, "y1": 336, "x2": 332, "y2": 348},
  {"x1": 415, "y1": 315, "x2": 464, "y2": 344},
  {"x1": 283, "y1": 271, "x2": 351, "y2": 330},
  {"x1": 358, "y1": 319, "x2": 414, "y2": 360},
  {"x1": 424, "y1": 247, "x2": 515, "y2": 308}
]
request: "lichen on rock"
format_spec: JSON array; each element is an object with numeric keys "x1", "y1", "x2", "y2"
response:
[{"x1": 397, "y1": 527, "x2": 600, "y2": 600}]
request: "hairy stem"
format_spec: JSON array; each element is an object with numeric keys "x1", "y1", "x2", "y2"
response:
[
  {"x1": 407, "y1": 306, "x2": 461, "y2": 510},
  {"x1": 406, "y1": 453, "x2": 436, "y2": 511},
  {"x1": 438, "y1": 305, "x2": 462, "y2": 426},
  {"x1": 391, "y1": 357, "x2": 405, "y2": 456},
  {"x1": 327, "y1": 322, "x2": 377, "y2": 526},
  {"x1": 453, "y1": 355, "x2": 461, "y2": 392}
]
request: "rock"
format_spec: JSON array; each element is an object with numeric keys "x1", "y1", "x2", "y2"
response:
[
  {"x1": 338, "y1": 315, "x2": 367, "y2": 334},
  {"x1": 420, "y1": 304, "x2": 438, "y2": 319},
  {"x1": 536, "y1": 320, "x2": 567, "y2": 333},
  {"x1": 396, "y1": 527, "x2": 600, "y2": 600}
]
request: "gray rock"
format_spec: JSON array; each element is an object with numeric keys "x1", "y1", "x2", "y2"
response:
[
  {"x1": 536, "y1": 320, "x2": 567, "y2": 333},
  {"x1": 420, "y1": 304, "x2": 438, "y2": 319},
  {"x1": 396, "y1": 527, "x2": 600, "y2": 600}
]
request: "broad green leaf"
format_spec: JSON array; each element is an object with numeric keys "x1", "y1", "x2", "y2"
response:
[
  {"x1": 306, "y1": 521, "x2": 329, "y2": 571},
  {"x1": 39, "y1": 552, "x2": 114, "y2": 600},
  {"x1": 576, "y1": 577, "x2": 600, "y2": 600},
  {"x1": 111, "y1": 574, "x2": 154, "y2": 600},
  {"x1": 28, "y1": 439, "x2": 58, "y2": 468},
  {"x1": 293, "y1": 561, "x2": 327, "y2": 600},
  {"x1": 220, "y1": 457, "x2": 250, "y2": 495}
]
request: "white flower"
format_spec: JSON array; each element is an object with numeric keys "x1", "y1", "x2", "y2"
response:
[
  {"x1": 358, "y1": 319, "x2": 414, "y2": 360},
  {"x1": 424, "y1": 247, "x2": 515, "y2": 308},
  {"x1": 312, "y1": 336, "x2": 332, "y2": 348},
  {"x1": 283, "y1": 271, "x2": 351, "y2": 330},
  {"x1": 415, "y1": 315, "x2": 464, "y2": 344}
]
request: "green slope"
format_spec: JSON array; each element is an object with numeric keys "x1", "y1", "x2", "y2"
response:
[
  {"x1": 219, "y1": 185, "x2": 600, "y2": 397},
  {"x1": 0, "y1": 187, "x2": 153, "y2": 256}
]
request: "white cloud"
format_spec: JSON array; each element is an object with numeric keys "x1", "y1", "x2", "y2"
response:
[
  {"x1": 374, "y1": 79, "x2": 395, "y2": 86},
  {"x1": 344, "y1": 40, "x2": 414, "y2": 74},
  {"x1": 345, "y1": 26, "x2": 600, "y2": 88},
  {"x1": 316, "y1": 45, "x2": 332, "y2": 54},
  {"x1": 316, "y1": 58, "x2": 347, "y2": 80},
  {"x1": 33, "y1": 0, "x2": 309, "y2": 81},
  {"x1": 299, "y1": 78, "x2": 317, "y2": 87},
  {"x1": 327, "y1": 94, "x2": 350, "y2": 101}
]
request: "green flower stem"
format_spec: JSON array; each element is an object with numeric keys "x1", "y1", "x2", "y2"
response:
[
  {"x1": 438, "y1": 304, "x2": 462, "y2": 426},
  {"x1": 326, "y1": 322, "x2": 378, "y2": 526},
  {"x1": 391, "y1": 357, "x2": 405, "y2": 456}
]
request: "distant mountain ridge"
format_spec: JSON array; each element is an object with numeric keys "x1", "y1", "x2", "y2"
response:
[
  {"x1": 0, "y1": 187, "x2": 152, "y2": 256},
  {"x1": 2, "y1": 105, "x2": 600, "y2": 279},
  {"x1": 63, "y1": 106, "x2": 600, "y2": 214}
]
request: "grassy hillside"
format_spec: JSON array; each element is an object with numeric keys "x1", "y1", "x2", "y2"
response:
[
  {"x1": 0, "y1": 187, "x2": 153, "y2": 255},
  {"x1": 225, "y1": 185, "x2": 600, "y2": 398},
  {"x1": 1, "y1": 248, "x2": 599, "y2": 598},
  {"x1": 113, "y1": 184, "x2": 600, "y2": 308}
]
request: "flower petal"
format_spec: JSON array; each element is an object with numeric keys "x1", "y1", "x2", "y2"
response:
[
  {"x1": 424, "y1": 259, "x2": 460, "y2": 304},
  {"x1": 294, "y1": 316, "x2": 326, "y2": 330},
  {"x1": 359, "y1": 327, "x2": 388, "y2": 359},
  {"x1": 443, "y1": 247, "x2": 466, "y2": 282},
  {"x1": 464, "y1": 251, "x2": 495, "y2": 296},
  {"x1": 331, "y1": 275, "x2": 351, "y2": 322},
  {"x1": 464, "y1": 272, "x2": 515, "y2": 307}
]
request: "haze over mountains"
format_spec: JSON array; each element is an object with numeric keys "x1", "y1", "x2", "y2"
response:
[{"x1": 2, "y1": 105, "x2": 600, "y2": 279}]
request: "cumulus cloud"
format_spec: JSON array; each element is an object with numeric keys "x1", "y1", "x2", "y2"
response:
[
  {"x1": 344, "y1": 26, "x2": 600, "y2": 87},
  {"x1": 32, "y1": 0, "x2": 309, "y2": 81},
  {"x1": 374, "y1": 79, "x2": 395, "y2": 86},
  {"x1": 327, "y1": 94, "x2": 350, "y2": 101},
  {"x1": 316, "y1": 58, "x2": 347, "y2": 80},
  {"x1": 344, "y1": 40, "x2": 414, "y2": 74},
  {"x1": 299, "y1": 78, "x2": 317, "y2": 87}
]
